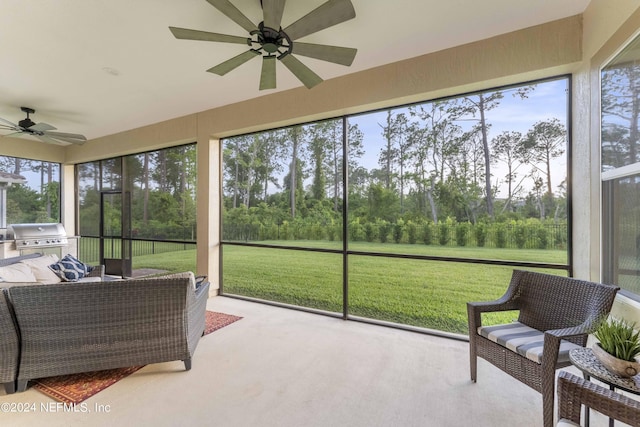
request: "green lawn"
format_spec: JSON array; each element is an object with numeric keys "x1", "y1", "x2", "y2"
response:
[
  {"x1": 130, "y1": 242, "x2": 567, "y2": 335},
  {"x1": 132, "y1": 249, "x2": 197, "y2": 272},
  {"x1": 220, "y1": 242, "x2": 567, "y2": 335}
]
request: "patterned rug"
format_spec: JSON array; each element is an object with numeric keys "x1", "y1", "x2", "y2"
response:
[{"x1": 32, "y1": 311, "x2": 242, "y2": 404}]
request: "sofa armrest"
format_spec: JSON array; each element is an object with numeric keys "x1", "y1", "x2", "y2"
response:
[{"x1": 186, "y1": 280, "x2": 210, "y2": 356}]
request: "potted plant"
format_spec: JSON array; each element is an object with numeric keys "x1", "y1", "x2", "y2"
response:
[{"x1": 593, "y1": 317, "x2": 640, "y2": 377}]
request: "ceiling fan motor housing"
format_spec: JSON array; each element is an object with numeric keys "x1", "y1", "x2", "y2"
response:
[
  {"x1": 19, "y1": 106, "x2": 36, "y2": 128},
  {"x1": 254, "y1": 23, "x2": 290, "y2": 55},
  {"x1": 18, "y1": 118, "x2": 35, "y2": 129}
]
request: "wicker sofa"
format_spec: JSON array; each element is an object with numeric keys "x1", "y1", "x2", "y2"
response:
[
  {"x1": 11, "y1": 274, "x2": 209, "y2": 392},
  {"x1": 0, "y1": 289, "x2": 19, "y2": 394},
  {"x1": 0, "y1": 253, "x2": 209, "y2": 394}
]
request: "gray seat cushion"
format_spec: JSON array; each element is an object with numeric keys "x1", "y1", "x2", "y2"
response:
[{"x1": 478, "y1": 322, "x2": 581, "y2": 364}]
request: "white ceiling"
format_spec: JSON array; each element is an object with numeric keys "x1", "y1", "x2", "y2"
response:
[{"x1": 0, "y1": 0, "x2": 590, "y2": 143}]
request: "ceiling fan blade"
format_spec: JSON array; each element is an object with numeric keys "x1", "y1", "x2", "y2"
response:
[
  {"x1": 207, "y1": 50, "x2": 260, "y2": 75},
  {"x1": 205, "y1": 0, "x2": 258, "y2": 33},
  {"x1": 283, "y1": 0, "x2": 356, "y2": 41},
  {"x1": 263, "y1": 0, "x2": 286, "y2": 30},
  {"x1": 169, "y1": 27, "x2": 249, "y2": 45},
  {"x1": 280, "y1": 54, "x2": 323, "y2": 89},
  {"x1": 0, "y1": 117, "x2": 19, "y2": 128},
  {"x1": 260, "y1": 56, "x2": 277, "y2": 90},
  {"x1": 291, "y1": 42, "x2": 356, "y2": 66},
  {"x1": 35, "y1": 134, "x2": 64, "y2": 145},
  {"x1": 44, "y1": 131, "x2": 87, "y2": 142},
  {"x1": 1, "y1": 131, "x2": 25, "y2": 138},
  {"x1": 30, "y1": 123, "x2": 57, "y2": 132}
]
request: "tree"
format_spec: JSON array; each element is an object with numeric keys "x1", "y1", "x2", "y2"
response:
[
  {"x1": 309, "y1": 127, "x2": 327, "y2": 201},
  {"x1": 256, "y1": 130, "x2": 286, "y2": 201},
  {"x1": 455, "y1": 86, "x2": 533, "y2": 217},
  {"x1": 525, "y1": 118, "x2": 566, "y2": 196},
  {"x1": 367, "y1": 183, "x2": 399, "y2": 221},
  {"x1": 378, "y1": 110, "x2": 398, "y2": 190},
  {"x1": 601, "y1": 62, "x2": 640, "y2": 167},
  {"x1": 491, "y1": 131, "x2": 529, "y2": 212},
  {"x1": 408, "y1": 99, "x2": 464, "y2": 223},
  {"x1": 455, "y1": 92, "x2": 503, "y2": 217},
  {"x1": 286, "y1": 126, "x2": 306, "y2": 217},
  {"x1": 142, "y1": 152, "x2": 150, "y2": 224}
]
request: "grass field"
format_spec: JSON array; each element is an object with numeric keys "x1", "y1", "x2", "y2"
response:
[{"x1": 131, "y1": 241, "x2": 567, "y2": 335}]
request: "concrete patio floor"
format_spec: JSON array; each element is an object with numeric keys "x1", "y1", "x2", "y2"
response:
[{"x1": 0, "y1": 296, "x2": 616, "y2": 426}]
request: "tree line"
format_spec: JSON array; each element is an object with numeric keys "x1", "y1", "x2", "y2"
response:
[
  {"x1": 223, "y1": 80, "x2": 569, "y2": 244},
  {"x1": 0, "y1": 156, "x2": 60, "y2": 224}
]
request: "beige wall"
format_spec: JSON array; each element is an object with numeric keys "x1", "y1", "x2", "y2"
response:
[
  {"x1": 579, "y1": 0, "x2": 640, "y2": 321},
  {"x1": 14, "y1": 7, "x2": 639, "y2": 297}
]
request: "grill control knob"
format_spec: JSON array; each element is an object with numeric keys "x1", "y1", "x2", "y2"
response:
[
  {"x1": 34, "y1": 240, "x2": 39, "y2": 245},
  {"x1": 22, "y1": 241, "x2": 28, "y2": 245}
]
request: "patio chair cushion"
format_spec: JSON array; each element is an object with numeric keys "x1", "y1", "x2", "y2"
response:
[{"x1": 478, "y1": 322, "x2": 581, "y2": 364}]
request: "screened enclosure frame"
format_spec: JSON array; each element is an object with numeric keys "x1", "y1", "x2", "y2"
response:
[{"x1": 220, "y1": 75, "x2": 574, "y2": 337}]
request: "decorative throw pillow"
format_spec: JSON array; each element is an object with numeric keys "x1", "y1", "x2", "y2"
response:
[{"x1": 49, "y1": 254, "x2": 92, "y2": 282}]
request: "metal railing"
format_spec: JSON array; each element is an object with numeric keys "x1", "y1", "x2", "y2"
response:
[{"x1": 78, "y1": 236, "x2": 195, "y2": 264}]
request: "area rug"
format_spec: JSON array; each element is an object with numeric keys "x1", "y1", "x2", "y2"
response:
[{"x1": 32, "y1": 311, "x2": 242, "y2": 404}]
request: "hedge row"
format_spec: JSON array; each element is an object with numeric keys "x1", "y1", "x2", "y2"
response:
[{"x1": 224, "y1": 218, "x2": 567, "y2": 250}]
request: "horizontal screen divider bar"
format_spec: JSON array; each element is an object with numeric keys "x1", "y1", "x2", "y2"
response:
[{"x1": 221, "y1": 241, "x2": 569, "y2": 271}]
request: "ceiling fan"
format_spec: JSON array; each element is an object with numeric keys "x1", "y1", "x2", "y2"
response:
[
  {"x1": 169, "y1": 0, "x2": 357, "y2": 90},
  {"x1": 0, "y1": 107, "x2": 87, "y2": 145}
]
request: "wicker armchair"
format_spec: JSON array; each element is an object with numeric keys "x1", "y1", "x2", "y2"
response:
[
  {"x1": 9, "y1": 274, "x2": 209, "y2": 392},
  {"x1": 0, "y1": 289, "x2": 19, "y2": 394},
  {"x1": 467, "y1": 270, "x2": 619, "y2": 427},
  {"x1": 557, "y1": 371, "x2": 640, "y2": 426}
]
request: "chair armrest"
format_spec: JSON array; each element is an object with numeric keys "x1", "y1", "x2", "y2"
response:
[
  {"x1": 467, "y1": 297, "x2": 520, "y2": 333},
  {"x1": 545, "y1": 309, "x2": 610, "y2": 344},
  {"x1": 467, "y1": 297, "x2": 519, "y2": 314},
  {"x1": 86, "y1": 265, "x2": 105, "y2": 280},
  {"x1": 544, "y1": 324, "x2": 594, "y2": 341}
]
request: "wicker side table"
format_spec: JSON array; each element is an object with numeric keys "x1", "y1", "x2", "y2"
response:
[{"x1": 569, "y1": 347, "x2": 640, "y2": 427}]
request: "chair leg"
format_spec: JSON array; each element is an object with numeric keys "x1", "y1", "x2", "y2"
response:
[
  {"x1": 541, "y1": 363, "x2": 557, "y2": 427},
  {"x1": 183, "y1": 358, "x2": 192, "y2": 371},
  {"x1": 542, "y1": 386, "x2": 554, "y2": 427},
  {"x1": 470, "y1": 354, "x2": 477, "y2": 382},
  {"x1": 16, "y1": 379, "x2": 28, "y2": 393},
  {"x1": 469, "y1": 337, "x2": 477, "y2": 382},
  {"x1": 3, "y1": 381, "x2": 16, "y2": 394}
]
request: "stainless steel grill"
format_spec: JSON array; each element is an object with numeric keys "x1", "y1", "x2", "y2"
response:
[{"x1": 8, "y1": 223, "x2": 69, "y2": 249}]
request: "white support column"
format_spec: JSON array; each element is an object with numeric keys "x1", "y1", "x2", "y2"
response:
[
  {"x1": 196, "y1": 134, "x2": 220, "y2": 296},
  {"x1": 0, "y1": 185, "x2": 7, "y2": 229},
  {"x1": 60, "y1": 164, "x2": 76, "y2": 234}
]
